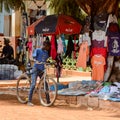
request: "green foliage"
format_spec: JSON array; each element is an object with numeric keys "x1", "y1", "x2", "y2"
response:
[
  {"x1": 0, "y1": 0, "x2": 25, "y2": 13},
  {"x1": 7, "y1": 0, "x2": 25, "y2": 11},
  {"x1": 49, "y1": 0, "x2": 86, "y2": 22}
]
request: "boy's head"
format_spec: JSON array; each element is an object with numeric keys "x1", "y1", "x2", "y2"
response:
[{"x1": 42, "y1": 41, "x2": 51, "y2": 51}]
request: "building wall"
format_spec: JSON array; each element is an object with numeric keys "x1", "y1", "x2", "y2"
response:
[{"x1": 0, "y1": 4, "x2": 12, "y2": 36}]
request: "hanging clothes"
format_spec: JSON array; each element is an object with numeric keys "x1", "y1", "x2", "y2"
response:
[
  {"x1": 27, "y1": 37, "x2": 33, "y2": 59},
  {"x1": 90, "y1": 47, "x2": 107, "y2": 58},
  {"x1": 57, "y1": 36, "x2": 64, "y2": 54},
  {"x1": 76, "y1": 41, "x2": 89, "y2": 69},
  {"x1": 79, "y1": 33, "x2": 91, "y2": 46},
  {"x1": 91, "y1": 54, "x2": 106, "y2": 81},
  {"x1": 50, "y1": 35, "x2": 57, "y2": 60},
  {"x1": 61, "y1": 34, "x2": 66, "y2": 53},
  {"x1": 94, "y1": 12, "x2": 108, "y2": 31},
  {"x1": 107, "y1": 32, "x2": 120, "y2": 56},
  {"x1": 92, "y1": 30, "x2": 107, "y2": 48},
  {"x1": 106, "y1": 14, "x2": 118, "y2": 32},
  {"x1": 36, "y1": 34, "x2": 44, "y2": 48},
  {"x1": 55, "y1": 54, "x2": 63, "y2": 82},
  {"x1": 32, "y1": 37, "x2": 36, "y2": 55},
  {"x1": 64, "y1": 36, "x2": 74, "y2": 58}
]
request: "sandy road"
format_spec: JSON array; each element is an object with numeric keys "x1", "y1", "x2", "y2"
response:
[{"x1": 0, "y1": 88, "x2": 120, "y2": 120}]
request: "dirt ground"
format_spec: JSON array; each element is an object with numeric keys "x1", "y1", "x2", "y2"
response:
[{"x1": 0, "y1": 87, "x2": 120, "y2": 120}]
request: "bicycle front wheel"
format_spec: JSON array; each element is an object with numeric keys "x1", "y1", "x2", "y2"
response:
[
  {"x1": 38, "y1": 77, "x2": 57, "y2": 107},
  {"x1": 16, "y1": 74, "x2": 31, "y2": 104}
]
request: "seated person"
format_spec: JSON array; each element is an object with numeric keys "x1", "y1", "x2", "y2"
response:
[{"x1": 0, "y1": 38, "x2": 14, "y2": 64}]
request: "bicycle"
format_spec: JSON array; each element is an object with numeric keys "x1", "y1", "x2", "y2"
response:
[{"x1": 16, "y1": 61, "x2": 57, "y2": 107}]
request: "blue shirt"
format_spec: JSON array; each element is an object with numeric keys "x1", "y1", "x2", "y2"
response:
[{"x1": 32, "y1": 48, "x2": 49, "y2": 70}]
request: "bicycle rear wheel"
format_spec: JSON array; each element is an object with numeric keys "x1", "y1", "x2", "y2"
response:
[
  {"x1": 16, "y1": 74, "x2": 31, "y2": 104},
  {"x1": 38, "y1": 77, "x2": 57, "y2": 107}
]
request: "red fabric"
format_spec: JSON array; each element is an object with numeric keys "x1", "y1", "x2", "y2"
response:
[
  {"x1": 90, "y1": 47, "x2": 107, "y2": 58},
  {"x1": 108, "y1": 23, "x2": 119, "y2": 33},
  {"x1": 50, "y1": 35, "x2": 57, "y2": 60}
]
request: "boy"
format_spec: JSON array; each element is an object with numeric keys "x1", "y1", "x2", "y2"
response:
[{"x1": 27, "y1": 40, "x2": 51, "y2": 106}]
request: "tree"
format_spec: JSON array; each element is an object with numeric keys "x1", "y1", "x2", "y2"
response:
[
  {"x1": 49, "y1": 0, "x2": 86, "y2": 22},
  {"x1": 0, "y1": 0, "x2": 25, "y2": 13},
  {"x1": 48, "y1": 0, "x2": 120, "y2": 30},
  {"x1": 75, "y1": 0, "x2": 120, "y2": 16}
]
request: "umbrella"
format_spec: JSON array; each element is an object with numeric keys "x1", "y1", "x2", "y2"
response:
[
  {"x1": 35, "y1": 14, "x2": 82, "y2": 35},
  {"x1": 27, "y1": 16, "x2": 45, "y2": 35}
]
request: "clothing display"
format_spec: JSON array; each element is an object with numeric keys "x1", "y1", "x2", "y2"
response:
[
  {"x1": 36, "y1": 34, "x2": 44, "y2": 48},
  {"x1": 94, "y1": 12, "x2": 108, "y2": 31},
  {"x1": 90, "y1": 47, "x2": 107, "y2": 58},
  {"x1": 24, "y1": 12, "x2": 120, "y2": 89},
  {"x1": 57, "y1": 37, "x2": 64, "y2": 54},
  {"x1": 91, "y1": 54, "x2": 106, "y2": 81},
  {"x1": 92, "y1": 30, "x2": 107, "y2": 47},
  {"x1": 50, "y1": 35, "x2": 57, "y2": 60},
  {"x1": 64, "y1": 36, "x2": 74, "y2": 58},
  {"x1": 76, "y1": 41, "x2": 89, "y2": 69},
  {"x1": 106, "y1": 14, "x2": 118, "y2": 32},
  {"x1": 61, "y1": 34, "x2": 66, "y2": 53},
  {"x1": 107, "y1": 32, "x2": 120, "y2": 56},
  {"x1": 79, "y1": 33, "x2": 91, "y2": 46},
  {"x1": 27, "y1": 39, "x2": 32, "y2": 59}
]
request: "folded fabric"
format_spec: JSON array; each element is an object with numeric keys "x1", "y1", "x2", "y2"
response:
[{"x1": 108, "y1": 97, "x2": 120, "y2": 102}]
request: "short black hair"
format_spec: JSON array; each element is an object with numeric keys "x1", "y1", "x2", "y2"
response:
[
  {"x1": 43, "y1": 40, "x2": 51, "y2": 47},
  {"x1": 4, "y1": 38, "x2": 10, "y2": 44}
]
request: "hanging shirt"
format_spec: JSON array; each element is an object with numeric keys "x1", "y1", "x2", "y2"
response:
[
  {"x1": 107, "y1": 32, "x2": 120, "y2": 56},
  {"x1": 92, "y1": 39, "x2": 105, "y2": 48},
  {"x1": 76, "y1": 41, "x2": 89, "y2": 69},
  {"x1": 79, "y1": 33, "x2": 91, "y2": 46},
  {"x1": 92, "y1": 30, "x2": 107, "y2": 47},
  {"x1": 94, "y1": 12, "x2": 108, "y2": 31},
  {"x1": 61, "y1": 34, "x2": 66, "y2": 53},
  {"x1": 90, "y1": 47, "x2": 107, "y2": 58},
  {"x1": 91, "y1": 54, "x2": 106, "y2": 81},
  {"x1": 27, "y1": 41, "x2": 32, "y2": 52},
  {"x1": 57, "y1": 37, "x2": 64, "y2": 54},
  {"x1": 106, "y1": 14, "x2": 118, "y2": 32},
  {"x1": 50, "y1": 35, "x2": 57, "y2": 60}
]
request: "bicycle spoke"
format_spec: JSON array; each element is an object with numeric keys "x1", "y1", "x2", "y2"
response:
[
  {"x1": 38, "y1": 78, "x2": 57, "y2": 107},
  {"x1": 16, "y1": 74, "x2": 30, "y2": 104}
]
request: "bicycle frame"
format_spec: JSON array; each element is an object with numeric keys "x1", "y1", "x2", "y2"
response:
[
  {"x1": 16, "y1": 61, "x2": 57, "y2": 106},
  {"x1": 25, "y1": 62, "x2": 52, "y2": 93}
]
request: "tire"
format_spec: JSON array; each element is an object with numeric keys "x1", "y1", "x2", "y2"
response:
[
  {"x1": 16, "y1": 74, "x2": 31, "y2": 104},
  {"x1": 38, "y1": 77, "x2": 57, "y2": 107}
]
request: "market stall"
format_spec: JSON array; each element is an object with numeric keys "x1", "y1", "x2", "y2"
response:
[{"x1": 27, "y1": 14, "x2": 82, "y2": 82}]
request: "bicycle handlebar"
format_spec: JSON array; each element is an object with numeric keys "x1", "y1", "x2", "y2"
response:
[{"x1": 35, "y1": 61, "x2": 56, "y2": 66}]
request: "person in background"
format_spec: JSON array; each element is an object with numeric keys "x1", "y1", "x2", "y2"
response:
[
  {"x1": 27, "y1": 40, "x2": 51, "y2": 106},
  {"x1": 0, "y1": 38, "x2": 14, "y2": 64}
]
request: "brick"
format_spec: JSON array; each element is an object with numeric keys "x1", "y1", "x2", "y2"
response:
[
  {"x1": 67, "y1": 96, "x2": 77, "y2": 105},
  {"x1": 77, "y1": 96, "x2": 88, "y2": 107},
  {"x1": 87, "y1": 97, "x2": 99, "y2": 108}
]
